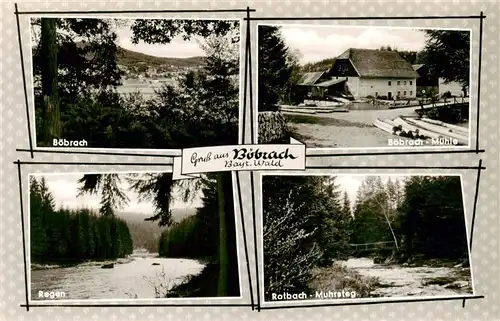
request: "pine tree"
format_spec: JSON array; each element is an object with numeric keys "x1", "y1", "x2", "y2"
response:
[
  {"x1": 258, "y1": 25, "x2": 295, "y2": 110},
  {"x1": 420, "y1": 30, "x2": 470, "y2": 88},
  {"x1": 30, "y1": 177, "x2": 48, "y2": 260}
]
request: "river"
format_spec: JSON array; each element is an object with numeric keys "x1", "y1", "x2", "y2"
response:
[
  {"x1": 31, "y1": 251, "x2": 205, "y2": 300},
  {"x1": 342, "y1": 258, "x2": 472, "y2": 297}
]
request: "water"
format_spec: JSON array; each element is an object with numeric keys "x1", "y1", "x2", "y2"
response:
[
  {"x1": 347, "y1": 101, "x2": 391, "y2": 111},
  {"x1": 117, "y1": 78, "x2": 177, "y2": 96},
  {"x1": 31, "y1": 251, "x2": 205, "y2": 300},
  {"x1": 342, "y1": 258, "x2": 472, "y2": 297}
]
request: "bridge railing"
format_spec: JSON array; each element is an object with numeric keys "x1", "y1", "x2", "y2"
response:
[{"x1": 349, "y1": 241, "x2": 396, "y2": 251}]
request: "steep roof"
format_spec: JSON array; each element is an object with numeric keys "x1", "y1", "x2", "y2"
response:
[
  {"x1": 314, "y1": 78, "x2": 346, "y2": 87},
  {"x1": 338, "y1": 48, "x2": 419, "y2": 78},
  {"x1": 297, "y1": 71, "x2": 326, "y2": 86}
]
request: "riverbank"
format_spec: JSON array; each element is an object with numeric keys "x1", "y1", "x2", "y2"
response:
[
  {"x1": 308, "y1": 258, "x2": 473, "y2": 299},
  {"x1": 31, "y1": 256, "x2": 135, "y2": 270},
  {"x1": 285, "y1": 111, "x2": 469, "y2": 148},
  {"x1": 31, "y1": 256, "x2": 206, "y2": 300},
  {"x1": 285, "y1": 114, "x2": 394, "y2": 148},
  {"x1": 308, "y1": 262, "x2": 379, "y2": 298},
  {"x1": 168, "y1": 262, "x2": 240, "y2": 298}
]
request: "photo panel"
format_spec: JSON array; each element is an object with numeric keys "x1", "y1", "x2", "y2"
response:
[
  {"x1": 257, "y1": 24, "x2": 471, "y2": 150},
  {"x1": 29, "y1": 17, "x2": 241, "y2": 151},
  {"x1": 28, "y1": 170, "x2": 242, "y2": 302},
  {"x1": 259, "y1": 173, "x2": 475, "y2": 305}
]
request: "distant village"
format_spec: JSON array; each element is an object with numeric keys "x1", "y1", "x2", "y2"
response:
[{"x1": 118, "y1": 63, "x2": 202, "y2": 81}]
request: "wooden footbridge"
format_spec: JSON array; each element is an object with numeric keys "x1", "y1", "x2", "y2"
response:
[{"x1": 349, "y1": 241, "x2": 397, "y2": 254}]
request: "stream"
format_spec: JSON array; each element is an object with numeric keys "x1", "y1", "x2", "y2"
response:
[{"x1": 342, "y1": 258, "x2": 472, "y2": 297}]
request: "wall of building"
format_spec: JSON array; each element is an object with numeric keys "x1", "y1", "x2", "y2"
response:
[
  {"x1": 315, "y1": 76, "x2": 417, "y2": 100},
  {"x1": 332, "y1": 76, "x2": 360, "y2": 98},
  {"x1": 439, "y1": 78, "x2": 467, "y2": 97},
  {"x1": 356, "y1": 78, "x2": 417, "y2": 99}
]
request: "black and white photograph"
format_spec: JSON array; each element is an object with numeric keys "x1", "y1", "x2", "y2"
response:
[
  {"x1": 29, "y1": 171, "x2": 240, "y2": 300},
  {"x1": 262, "y1": 174, "x2": 474, "y2": 303},
  {"x1": 258, "y1": 25, "x2": 470, "y2": 149},
  {"x1": 30, "y1": 18, "x2": 240, "y2": 149}
]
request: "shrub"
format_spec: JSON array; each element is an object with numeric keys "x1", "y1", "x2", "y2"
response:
[
  {"x1": 441, "y1": 91, "x2": 452, "y2": 99},
  {"x1": 258, "y1": 111, "x2": 290, "y2": 143}
]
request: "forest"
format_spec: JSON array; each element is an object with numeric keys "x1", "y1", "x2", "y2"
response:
[
  {"x1": 30, "y1": 171, "x2": 240, "y2": 298},
  {"x1": 32, "y1": 18, "x2": 239, "y2": 149},
  {"x1": 30, "y1": 176, "x2": 133, "y2": 263},
  {"x1": 262, "y1": 175, "x2": 470, "y2": 300},
  {"x1": 156, "y1": 173, "x2": 240, "y2": 297}
]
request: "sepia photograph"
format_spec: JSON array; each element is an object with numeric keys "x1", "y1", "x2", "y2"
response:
[
  {"x1": 261, "y1": 174, "x2": 473, "y2": 303},
  {"x1": 257, "y1": 25, "x2": 470, "y2": 149},
  {"x1": 29, "y1": 171, "x2": 240, "y2": 300},
  {"x1": 30, "y1": 18, "x2": 240, "y2": 149}
]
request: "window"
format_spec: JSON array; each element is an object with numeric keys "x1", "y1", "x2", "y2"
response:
[
  {"x1": 397, "y1": 80, "x2": 401, "y2": 85},
  {"x1": 404, "y1": 91, "x2": 407, "y2": 96},
  {"x1": 397, "y1": 91, "x2": 401, "y2": 96},
  {"x1": 404, "y1": 81, "x2": 407, "y2": 85},
  {"x1": 375, "y1": 92, "x2": 378, "y2": 97},
  {"x1": 388, "y1": 81, "x2": 391, "y2": 86},
  {"x1": 410, "y1": 91, "x2": 413, "y2": 95},
  {"x1": 410, "y1": 80, "x2": 413, "y2": 85}
]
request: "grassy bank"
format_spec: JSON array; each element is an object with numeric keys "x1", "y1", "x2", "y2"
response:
[{"x1": 308, "y1": 262, "x2": 379, "y2": 298}]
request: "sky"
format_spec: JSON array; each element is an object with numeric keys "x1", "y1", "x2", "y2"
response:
[
  {"x1": 115, "y1": 20, "x2": 207, "y2": 58},
  {"x1": 30, "y1": 18, "x2": 208, "y2": 58},
  {"x1": 33, "y1": 173, "x2": 202, "y2": 217},
  {"x1": 275, "y1": 25, "x2": 428, "y2": 64},
  {"x1": 335, "y1": 174, "x2": 410, "y2": 206}
]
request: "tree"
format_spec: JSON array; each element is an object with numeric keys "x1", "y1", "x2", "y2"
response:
[
  {"x1": 130, "y1": 20, "x2": 238, "y2": 44},
  {"x1": 341, "y1": 190, "x2": 352, "y2": 218},
  {"x1": 67, "y1": 19, "x2": 240, "y2": 296},
  {"x1": 419, "y1": 30, "x2": 470, "y2": 87},
  {"x1": 262, "y1": 175, "x2": 350, "y2": 298},
  {"x1": 258, "y1": 25, "x2": 296, "y2": 110},
  {"x1": 32, "y1": 18, "x2": 123, "y2": 146},
  {"x1": 129, "y1": 21, "x2": 239, "y2": 296},
  {"x1": 397, "y1": 50, "x2": 418, "y2": 65},
  {"x1": 32, "y1": 18, "x2": 122, "y2": 100},
  {"x1": 77, "y1": 174, "x2": 129, "y2": 217},
  {"x1": 30, "y1": 177, "x2": 48, "y2": 260},
  {"x1": 263, "y1": 177, "x2": 323, "y2": 297},
  {"x1": 30, "y1": 176, "x2": 133, "y2": 263},
  {"x1": 301, "y1": 57, "x2": 336, "y2": 73},
  {"x1": 351, "y1": 177, "x2": 398, "y2": 247},
  {"x1": 39, "y1": 18, "x2": 61, "y2": 142},
  {"x1": 398, "y1": 176, "x2": 468, "y2": 260}
]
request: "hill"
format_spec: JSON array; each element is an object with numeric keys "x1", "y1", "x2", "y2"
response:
[
  {"x1": 117, "y1": 208, "x2": 198, "y2": 252},
  {"x1": 117, "y1": 46, "x2": 206, "y2": 71},
  {"x1": 118, "y1": 207, "x2": 198, "y2": 223},
  {"x1": 301, "y1": 57, "x2": 336, "y2": 73}
]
